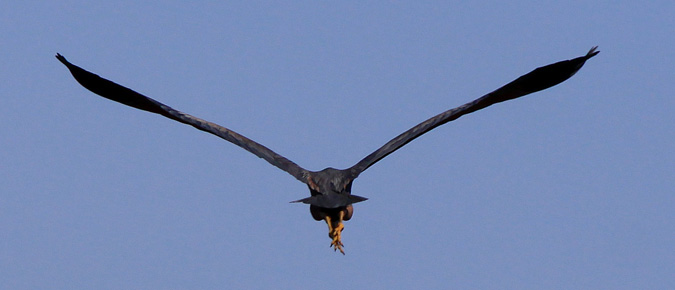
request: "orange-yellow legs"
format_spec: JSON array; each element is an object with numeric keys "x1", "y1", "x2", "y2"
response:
[{"x1": 324, "y1": 210, "x2": 346, "y2": 254}]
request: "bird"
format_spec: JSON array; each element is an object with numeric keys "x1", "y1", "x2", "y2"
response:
[{"x1": 56, "y1": 46, "x2": 599, "y2": 254}]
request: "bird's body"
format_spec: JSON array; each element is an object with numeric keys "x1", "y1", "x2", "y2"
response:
[
  {"x1": 57, "y1": 47, "x2": 598, "y2": 254},
  {"x1": 293, "y1": 167, "x2": 365, "y2": 208}
]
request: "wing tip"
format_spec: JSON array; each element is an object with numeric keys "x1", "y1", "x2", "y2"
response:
[
  {"x1": 586, "y1": 46, "x2": 600, "y2": 59},
  {"x1": 55, "y1": 53, "x2": 69, "y2": 65}
]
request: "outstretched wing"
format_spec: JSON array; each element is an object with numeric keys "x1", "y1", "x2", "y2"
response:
[
  {"x1": 56, "y1": 54, "x2": 311, "y2": 184},
  {"x1": 349, "y1": 47, "x2": 599, "y2": 178}
]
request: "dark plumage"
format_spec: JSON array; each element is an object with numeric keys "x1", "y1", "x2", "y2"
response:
[{"x1": 56, "y1": 47, "x2": 598, "y2": 254}]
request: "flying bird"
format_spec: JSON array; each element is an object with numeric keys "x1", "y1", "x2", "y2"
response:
[{"x1": 56, "y1": 47, "x2": 598, "y2": 254}]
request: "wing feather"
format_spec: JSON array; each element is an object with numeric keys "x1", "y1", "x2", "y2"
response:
[
  {"x1": 56, "y1": 54, "x2": 311, "y2": 184},
  {"x1": 349, "y1": 47, "x2": 599, "y2": 177}
]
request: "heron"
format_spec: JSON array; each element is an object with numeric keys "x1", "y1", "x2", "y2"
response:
[{"x1": 56, "y1": 46, "x2": 598, "y2": 254}]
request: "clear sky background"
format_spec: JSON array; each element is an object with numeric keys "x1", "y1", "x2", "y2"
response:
[{"x1": 2, "y1": 1, "x2": 673, "y2": 289}]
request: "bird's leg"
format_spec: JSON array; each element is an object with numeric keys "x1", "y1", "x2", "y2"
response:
[
  {"x1": 329, "y1": 210, "x2": 346, "y2": 254},
  {"x1": 324, "y1": 215, "x2": 335, "y2": 238}
]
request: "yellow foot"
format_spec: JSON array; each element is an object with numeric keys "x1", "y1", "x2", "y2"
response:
[
  {"x1": 330, "y1": 223, "x2": 345, "y2": 254},
  {"x1": 330, "y1": 239, "x2": 345, "y2": 255}
]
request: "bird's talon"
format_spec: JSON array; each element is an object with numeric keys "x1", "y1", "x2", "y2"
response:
[
  {"x1": 329, "y1": 223, "x2": 345, "y2": 254},
  {"x1": 330, "y1": 240, "x2": 345, "y2": 255}
]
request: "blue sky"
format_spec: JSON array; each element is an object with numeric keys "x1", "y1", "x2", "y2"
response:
[{"x1": 2, "y1": 1, "x2": 674, "y2": 289}]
